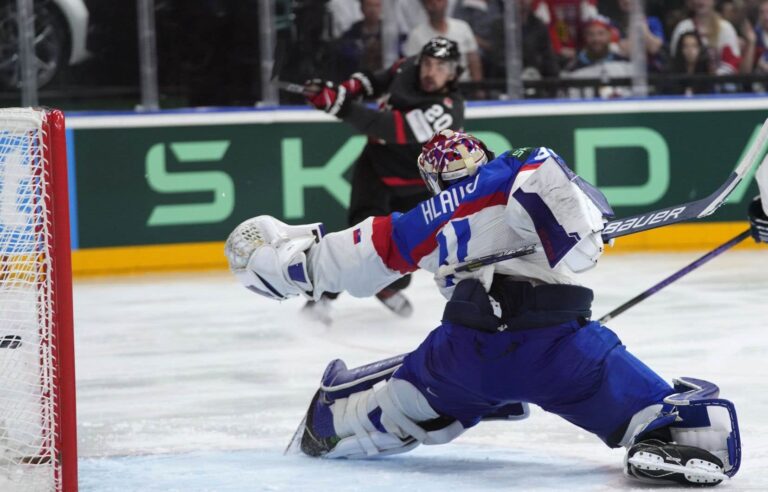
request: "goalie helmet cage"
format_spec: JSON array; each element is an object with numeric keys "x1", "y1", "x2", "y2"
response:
[{"x1": 0, "y1": 108, "x2": 77, "y2": 492}]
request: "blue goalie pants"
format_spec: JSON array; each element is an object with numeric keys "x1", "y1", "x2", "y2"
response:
[{"x1": 393, "y1": 319, "x2": 674, "y2": 447}]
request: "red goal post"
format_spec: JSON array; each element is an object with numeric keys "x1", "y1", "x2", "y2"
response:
[{"x1": 0, "y1": 108, "x2": 77, "y2": 491}]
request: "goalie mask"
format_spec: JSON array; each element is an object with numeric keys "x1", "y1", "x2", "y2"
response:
[
  {"x1": 417, "y1": 130, "x2": 493, "y2": 195},
  {"x1": 225, "y1": 216, "x2": 323, "y2": 300}
]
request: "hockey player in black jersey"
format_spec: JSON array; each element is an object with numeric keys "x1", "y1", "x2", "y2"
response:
[{"x1": 303, "y1": 37, "x2": 466, "y2": 321}]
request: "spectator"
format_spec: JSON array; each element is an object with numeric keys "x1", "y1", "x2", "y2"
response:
[
  {"x1": 453, "y1": 0, "x2": 502, "y2": 72},
  {"x1": 755, "y1": 0, "x2": 768, "y2": 73},
  {"x1": 396, "y1": 0, "x2": 460, "y2": 35},
  {"x1": 671, "y1": 0, "x2": 742, "y2": 75},
  {"x1": 661, "y1": 1, "x2": 695, "y2": 42},
  {"x1": 336, "y1": 0, "x2": 385, "y2": 77},
  {"x1": 485, "y1": 0, "x2": 560, "y2": 86},
  {"x1": 329, "y1": 0, "x2": 363, "y2": 37},
  {"x1": 403, "y1": 0, "x2": 484, "y2": 86},
  {"x1": 531, "y1": 0, "x2": 600, "y2": 67},
  {"x1": 665, "y1": 30, "x2": 715, "y2": 95},
  {"x1": 611, "y1": 0, "x2": 668, "y2": 72},
  {"x1": 567, "y1": 16, "x2": 626, "y2": 69},
  {"x1": 563, "y1": 16, "x2": 633, "y2": 98},
  {"x1": 718, "y1": 0, "x2": 758, "y2": 73}
]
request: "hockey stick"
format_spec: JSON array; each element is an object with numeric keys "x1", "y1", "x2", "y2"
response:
[
  {"x1": 273, "y1": 80, "x2": 309, "y2": 95},
  {"x1": 598, "y1": 229, "x2": 751, "y2": 324},
  {"x1": 602, "y1": 118, "x2": 768, "y2": 240},
  {"x1": 436, "y1": 244, "x2": 538, "y2": 277},
  {"x1": 274, "y1": 80, "x2": 324, "y2": 97}
]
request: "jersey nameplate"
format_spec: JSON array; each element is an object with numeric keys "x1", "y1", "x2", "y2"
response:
[{"x1": 420, "y1": 175, "x2": 479, "y2": 223}]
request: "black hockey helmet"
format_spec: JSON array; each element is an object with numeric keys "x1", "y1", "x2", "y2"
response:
[
  {"x1": 418, "y1": 37, "x2": 463, "y2": 84},
  {"x1": 420, "y1": 37, "x2": 460, "y2": 62}
]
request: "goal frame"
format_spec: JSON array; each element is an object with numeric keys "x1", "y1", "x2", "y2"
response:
[{"x1": 45, "y1": 109, "x2": 77, "y2": 492}]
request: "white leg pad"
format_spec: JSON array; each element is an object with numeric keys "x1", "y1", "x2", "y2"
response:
[
  {"x1": 376, "y1": 378, "x2": 466, "y2": 445},
  {"x1": 327, "y1": 378, "x2": 466, "y2": 458},
  {"x1": 670, "y1": 406, "x2": 734, "y2": 468}
]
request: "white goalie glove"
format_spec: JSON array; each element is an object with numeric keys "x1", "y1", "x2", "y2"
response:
[{"x1": 225, "y1": 216, "x2": 324, "y2": 300}]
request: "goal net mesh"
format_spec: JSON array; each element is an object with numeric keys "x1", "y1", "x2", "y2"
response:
[{"x1": 0, "y1": 108, "x2": 60, "y2": 491}]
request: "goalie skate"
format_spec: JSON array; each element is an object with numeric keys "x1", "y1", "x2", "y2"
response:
[
  {"x1": 626, "y1": 439, "x2": 727, "y2": 486},
  {"x1": 301, "y1": 297, "x2": 333, "y2": 326},
  {"x1": 284, "y1": 415, "x2": 306, "y2": 455},
  {"x1": 375, "y1": 288, "x2": 413, "y2": 317}
]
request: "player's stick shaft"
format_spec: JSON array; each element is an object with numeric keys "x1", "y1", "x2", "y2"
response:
[
  {"x1": 598, "y1": 229, "x2": 752, "y2": 324},
  {"x1": 273, "y1": 80, "x2": 322, "y2": 96}
]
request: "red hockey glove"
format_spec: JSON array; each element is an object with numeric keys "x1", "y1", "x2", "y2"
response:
[
  {"x1": 339, "y1": 72, "x2": 374, "y2": 99},
  {"x1": 304, "y1": 79, "x2": 348, "y2": 115}
]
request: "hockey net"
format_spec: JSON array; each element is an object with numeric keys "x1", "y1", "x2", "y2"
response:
[{"x1": 0, "y1": 108, "x2": 76, "y2": 492}]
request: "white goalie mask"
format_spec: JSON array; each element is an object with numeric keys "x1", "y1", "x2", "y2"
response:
[{"x1": 225, "y1": 216, "x2": 324, "y2": 300}]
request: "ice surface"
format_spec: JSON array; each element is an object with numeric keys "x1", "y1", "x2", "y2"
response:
[{"x1": 74, "y1": 251, "x2": 768, "y2": 491}]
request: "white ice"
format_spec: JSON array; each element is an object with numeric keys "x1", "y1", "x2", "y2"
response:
[{"x1": 74, "y1": 250, "x2": 768, "y2": 491}]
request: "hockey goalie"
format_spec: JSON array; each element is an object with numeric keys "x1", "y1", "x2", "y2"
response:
[{"x1": 226, "y1": 130, "x2": 748, "y2": 486}]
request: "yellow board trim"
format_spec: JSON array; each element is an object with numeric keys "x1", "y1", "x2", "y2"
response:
[
  {"x1": 72, "y1": 241, "x2": 228, "y2": 277},
  {"x1": 71, "y1": 222, "x2": 758, "y2": 277}
]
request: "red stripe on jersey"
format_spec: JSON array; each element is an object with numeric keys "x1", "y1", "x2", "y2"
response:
[
  {"x1": 372, "y1": 216, "x2": 417, "y2": 274},
  {"x1": 408, "y1": 191, "x2": 509, "y2": 266},
  {"x1": 393, "y1": 110, "x2": 407, "y2": 144},
  {"x1": 381, "y1": 177, "x2": 425, "y2": 187},
  {"x1": 519, "y1": 163, "x2": 543, "y2": 173}
]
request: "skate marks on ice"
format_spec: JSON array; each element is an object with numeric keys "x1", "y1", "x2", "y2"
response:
[
  {"x1": 73, "y1": 252, "x2": 768, "y2": 490},
  {"x1": 78, "y1": 445, "x2": 624, "y2": 492}
]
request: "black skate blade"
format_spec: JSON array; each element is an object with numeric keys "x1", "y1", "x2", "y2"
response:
[
  {"x1": 301, "y1": 300, "x2": 333, "y2": 326},
  {"x1": 628, "y1": 453, "x2": 727, "y2": 485},
  {"x1": 283, "y1": 415, "x2": 307, "y2": 455},
  {"x1": 375, "y1": 290, "x2": 413, "y2": 318}
]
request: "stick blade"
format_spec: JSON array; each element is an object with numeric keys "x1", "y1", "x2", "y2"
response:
[{"x1": 284, "y1": 415, "x2": 307, "y2": 455}]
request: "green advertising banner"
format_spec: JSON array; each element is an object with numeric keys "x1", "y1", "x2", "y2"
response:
[{"x1": 70, "y1": 103, "x2": 767, "y2": 249}]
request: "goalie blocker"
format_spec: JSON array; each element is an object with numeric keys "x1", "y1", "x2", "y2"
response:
[{"x1": 749, "y1": 159, "x2": 768, "y2": 242}]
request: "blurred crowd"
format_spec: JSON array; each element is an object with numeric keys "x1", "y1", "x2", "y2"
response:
[
  {"x1": 280, "y1": 0, "x2": 768, "y2": 99},
  {"x1": 7, "y1": 0, "x2": 768, "y2": 109}
]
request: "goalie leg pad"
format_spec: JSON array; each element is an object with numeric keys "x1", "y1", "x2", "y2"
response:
[{"x1": 300, "y1": 357, "x2": 467, "y2": 459}]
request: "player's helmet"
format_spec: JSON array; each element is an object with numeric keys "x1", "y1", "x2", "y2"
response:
[
  {"x1": 417, "y1": 129, "x2": 494, "y2": 195},
  {"x1": 420, "y1": 37, "x2": 460, "y2": 62},
  {"x1": 418, "y1": 37, "x2": 463, "y2": 88}
]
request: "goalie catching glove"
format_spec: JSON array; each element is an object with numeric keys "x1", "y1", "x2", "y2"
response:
[{"x1": 224, "y1": 216, "x2": 324, "y2": 300}]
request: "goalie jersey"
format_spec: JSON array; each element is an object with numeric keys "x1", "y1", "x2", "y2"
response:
[{"x1": 308, "y1": 147, "x2": 611, "y2": 299}]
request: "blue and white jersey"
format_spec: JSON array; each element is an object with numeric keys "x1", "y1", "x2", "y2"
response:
[{"x1": 309, "y1": 147, "x2": 608, "y2": 299}]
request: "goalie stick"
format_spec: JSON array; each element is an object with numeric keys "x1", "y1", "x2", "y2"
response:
[
  {"x1": 602, "y1": 118, "x2": 768, "y2": 240},
  {"x1": 439, "y1": 119, "x2": 768, "y2": 277}
]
